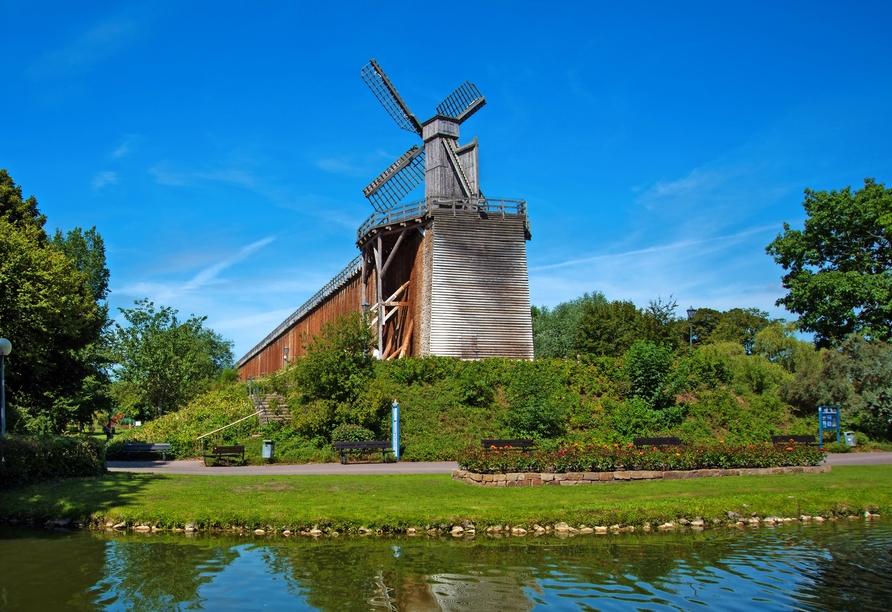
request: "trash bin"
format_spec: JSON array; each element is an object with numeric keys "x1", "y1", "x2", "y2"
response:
[
  {"x1": 262, "y1": 439, "x2": 275, "y2": 461},
  {"x1": 844, "y1": 431, "x2": 857, "y2": 447}
]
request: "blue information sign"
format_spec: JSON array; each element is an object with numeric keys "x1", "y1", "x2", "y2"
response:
[{"x1": 818, "y1": 405, "x2": 841, "y2": 445}]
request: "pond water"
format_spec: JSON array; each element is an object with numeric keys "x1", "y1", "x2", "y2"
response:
[{"x1": 1, "y1": 521, "x2": 889, "y2": 611}]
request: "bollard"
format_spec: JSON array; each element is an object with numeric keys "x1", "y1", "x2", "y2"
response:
[{"x1": 391, "y1": 400, "x2": 400, "y2": 460}]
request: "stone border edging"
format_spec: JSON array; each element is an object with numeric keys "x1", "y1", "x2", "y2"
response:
[{"x1": 452, "y1": 465, "x2": 830, "y2": 486}]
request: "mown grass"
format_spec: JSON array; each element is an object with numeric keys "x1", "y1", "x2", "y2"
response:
[{"x1": 1, "y1": 466, "x2": 889, "y2": 532}]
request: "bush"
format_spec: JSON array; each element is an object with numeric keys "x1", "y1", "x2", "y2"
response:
[
  {"x1": 457, "y1": 442, "x2": 826, "y2": 474},
  {"x1": 331, "y1": 423, "x2": 376, "y2": 443},
  {"x1": 109, "y1": 384, "x2": 255, "y2": 458},
  {"x1": 0, "y1": 435, "x2": 106, "y2": 490}
]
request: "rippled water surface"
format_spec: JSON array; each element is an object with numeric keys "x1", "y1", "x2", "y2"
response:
[{"x1": 1, "y1": 521, "x2": 890, "y2": 611}]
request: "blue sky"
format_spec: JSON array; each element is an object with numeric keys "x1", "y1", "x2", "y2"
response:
[{"x1": 3, "y1": 1, "x2": 891, "y2": 359}]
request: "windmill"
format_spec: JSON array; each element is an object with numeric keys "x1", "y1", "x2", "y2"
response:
[
  {"x1": 233, "y1": 59, "x2": 533, "y2": 378},
  {"x1": 360, "y1": 58, "x2": 486, "y2": 210}
]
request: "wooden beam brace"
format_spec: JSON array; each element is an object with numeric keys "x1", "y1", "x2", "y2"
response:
[{"x1": 380, "y1": 230, "x2": 407, "y2": 278}]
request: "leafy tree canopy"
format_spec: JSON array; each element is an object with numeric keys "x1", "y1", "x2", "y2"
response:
[
  {"x1": 110, "y1": 299, "x2": 234, "y2": 418},
  {"x1": 532, "y1": 292, "x2": 605, "y2": 358},
  {"x1": 0, "y1": 169, "x2": 46, "y2": 235},
  {"x1": 0, "y1": 210, "x2": 104, "y2": 432},
  {"x1": 766, "y1": 178, "x2": 892, "y2": 347}
]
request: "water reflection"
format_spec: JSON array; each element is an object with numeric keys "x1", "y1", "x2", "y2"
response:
[{"x1": 1, "y1": 522, "x2": 890, "y2": 611}]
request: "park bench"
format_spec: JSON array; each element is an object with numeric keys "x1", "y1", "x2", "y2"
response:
[
  {"x1": 203, "y1": 445, "x2": 246, "y2": 466},
  {"x1": 334, "y1": 441, "x2": 395, "y2": 464},
  {"x1": 633, "y1": 437, "x2": 682, "y2": 447},
  {"x1": 120, "y1": 442, "x2": 171, "y2": 460},
  {"x1": 481, "y1": 439, "x2": 536, "y2": 451},
  {"x1": 771, "y1": 435, "x2": 821, "y2": 446}
]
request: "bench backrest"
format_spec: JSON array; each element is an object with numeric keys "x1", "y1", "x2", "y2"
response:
[
  {"x1": 334, "y1": 441, "x2": 391, "y2": 450},
  {"x1": 212, "y1": 445, "x2": 245, "y2": 453},
  {"x1": 633, "y1": 437, "x2": 682, "y2": 447},
  {"x1": 123, "y1": 443, "x2": 171, "y2": 451},
  {"x1": 771, "y1": 435, "x2": 816, "y2": 444},
  {"x1": 481, "y1": 439, "x2": 535, "y2": 450}
]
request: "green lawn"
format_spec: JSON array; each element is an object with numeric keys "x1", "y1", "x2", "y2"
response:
[{"x1": 2, "y1": 466, "x2": 890, "y2": 532}]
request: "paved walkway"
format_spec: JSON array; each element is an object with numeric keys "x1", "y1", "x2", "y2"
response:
[
  {"x1": 107, "y1": 460, "x2": 460, "y2": 475},
  {"x1": 106, "y1": 452, "x2": 892, "y2": 476}
]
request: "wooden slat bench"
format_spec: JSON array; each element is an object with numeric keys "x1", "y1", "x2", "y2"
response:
[
  {"x1": 481, "y1": 439, "x2": 536, "y2": 451},
  {"x1": 633, "y1": 437, "x2": 682, "y2": 447},
  {"x1": 121, "y1": 442, "x2": 171, "y2": 460},
  {"x1": 771, "y1": 435, "x2": 821, "y2": 446},
  {"x1": 334, "y1": 441, "x2": 395, "y2": 464},
  {"x1": 203, "y1": 445, "x2": 245, "y2": 466}
]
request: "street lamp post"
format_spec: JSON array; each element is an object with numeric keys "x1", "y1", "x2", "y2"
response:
[
  {"x1": 0, "y1": 338, "x2": 11, "y2": 437},
  {"x1": 686, "y1": 307, "x2": 697, "y2": 348}
]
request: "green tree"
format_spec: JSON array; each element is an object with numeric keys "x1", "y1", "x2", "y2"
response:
[
  {"x1": 532, "y1": 292, "x2": 605, "y2": 358},
  {"x1": 0, "y1": 216, "x2": 103, "y2": 432},
  {"x1": 641, "y1": 295, "x2": 682, "y2": 348},
  {"x1": 707, "y1": 308, "x2": 772, "y2": 354},
  {"x1": 766, "y1": 178, "x2": 892, "y2": 347},
  {"x1": 288, "y1": 312, "x2": 377, "y2": 438},
  {"x1": 110, "y1": 299, "x2": 234, "y2": 418},
  {"x1": 0, "y1": 168, "x2": 47, "y2": 234},
  {"x1": 575, "y1": 299, "x2": 643, "y2": 357}
]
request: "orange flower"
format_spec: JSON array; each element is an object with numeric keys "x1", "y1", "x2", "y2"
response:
[
  {"x1": 786, "y1": 446, "x2": 793, "y2": 451},
  {"x1": 719, "y1": 440, "x2": 725, "y2": 444},
  {"x1": 614, "y1": 443, "x2": 619, "y2": 447},
  {"x1": 490, "y1": 445, "x2": 496, "y2": 449},
  {"x1": 573, "y1": 443, "x2": 579, "y2": 447},
  {"x1": 675, "y1": 452, "x2": 681, "y2": 457}
]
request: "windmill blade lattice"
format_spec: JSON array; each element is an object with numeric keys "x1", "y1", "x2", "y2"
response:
[
  {"x1": 362, "y1": 146, "x2": 426, "y2": 212},
  {"x1": 436, "y1": 81, "x2": 485, "y2": 121},
  {"x1": 361, "y1": 60, "x2": 422, "y2": 135}
]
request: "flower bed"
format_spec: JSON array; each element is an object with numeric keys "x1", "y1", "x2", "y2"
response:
[{"x1": 458, "y1": 442, "x2": 826, "y2": 475}]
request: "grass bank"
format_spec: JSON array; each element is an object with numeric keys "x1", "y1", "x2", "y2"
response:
[{"x1": 1, "y1": 466, "x2": 889, "y2": 533}]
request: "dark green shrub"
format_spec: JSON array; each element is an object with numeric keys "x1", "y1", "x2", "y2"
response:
[
  {"x1": 0, "y1": 435, "x2": 106, "y2": 490},
  {"x1": 331, "y1": 423, "x2": 376, "y2": 442},
  {"x1": 624, "y1": 341, "x2": 676, "y2": 408},
  {"x1": 501, "y1": 361, "x2": 572, "y2": 439}
]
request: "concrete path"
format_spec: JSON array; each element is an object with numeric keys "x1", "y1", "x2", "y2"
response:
[
  {"x1": 106, "y1": 452, "x2": 892, "y2": 476},
  {"x1": 107, "y1": 460, "x2": 460, "y2": 476},
  {"x1": 824, "y1": 452, "x2": 892, "y2": 466}
]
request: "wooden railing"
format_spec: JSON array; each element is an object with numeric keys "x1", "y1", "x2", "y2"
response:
[{"x1": 356, "y1": 197, "x2": 527, "y2": 243}]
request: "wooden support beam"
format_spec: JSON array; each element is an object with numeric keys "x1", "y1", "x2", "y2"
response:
[
  {"x1": 380, "y1": 230, "x2": 407, "y2": 278},
  {"x1": 375, "y1": 235, "x2": 384, "y2": 356}
]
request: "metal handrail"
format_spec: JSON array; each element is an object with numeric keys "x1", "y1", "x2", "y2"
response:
[{"x1": 196, "y1": 410, "x2": 262, "y2": 440}]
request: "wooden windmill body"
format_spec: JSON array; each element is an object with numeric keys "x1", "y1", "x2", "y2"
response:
[{"x1": 358, "y1": 59, "x2": 533, "y2": 360}]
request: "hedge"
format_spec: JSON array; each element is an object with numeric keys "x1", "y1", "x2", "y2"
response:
[
  {"x1": 458, "y1": 442, "x2": 826, "y2": 474},
  {"x1": 0, "y1": 435, "x2": 106, "y2": 490}
]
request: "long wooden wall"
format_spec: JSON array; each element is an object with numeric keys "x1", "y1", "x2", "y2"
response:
[
  {"x1": 237, "y1": 273, "x2": 365, "y2": 379},
  {"x1": 425, "y1": 209, "x2": 533, "y2": 359}
]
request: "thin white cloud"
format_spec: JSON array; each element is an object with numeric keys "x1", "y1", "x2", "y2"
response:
[
  {"x1": 532, "y1": 225, "x2": 775, "y2": 271},
  {"x1": 116, "y1": 236, "x2": 276, "y2": 301},
  {"x1": 111, "y1": 137, "x2": 137, "y2": 158},
  {"x1": 27, "y1": 18, "x2": 140, "y2": 80},
  {"x1": 92, "y1": 171, "x2": 118, "y2": 190},
  {"x1": 317, "y1": 157, "x2": 365, "y2": 176}
]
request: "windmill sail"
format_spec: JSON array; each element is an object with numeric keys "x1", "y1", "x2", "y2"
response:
[
  {"x1": 361, "y1": 59, "x2": 422, "y2": 135},
  {"x1": 436, "y1": 82, "x2": 486, "y2": 123},
  {"x1": 363, "y1": 146, "x2": 426, "y2": 212}
]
